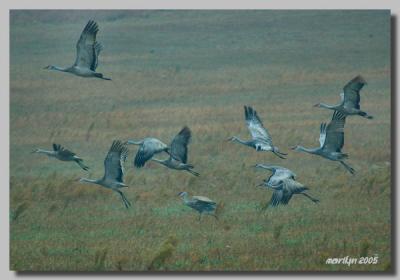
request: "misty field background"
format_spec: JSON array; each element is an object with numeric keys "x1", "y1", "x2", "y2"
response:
[{"x1": 10, "y1": 10, "x2": 391, "y2": 271}]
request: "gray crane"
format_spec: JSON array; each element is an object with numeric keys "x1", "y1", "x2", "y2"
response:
[
  {"x1": 291, "y1": 111, "x2": 355, "y2": 175},
  {"x1": 79, "y1": 140, "x2": 131, "y2": 209},
  {"x1": 178, "y1": 192, "x2": 217, "y2": 220},
  {"x1": 32, "y1": 143, "x2": 89, "y2": 171},
  {"x1": 228, "y1": 105, "x2": 287, "y2": 159},
  {"x1": 151, "y1": 126, "x2": 199, "y2": 177},
  {"x1": 125, "y1": 137, "x2": 173, "y2": 168},
  {"x1": 314, "y1": 76, "x2": 373, "y2": 119},
  {"x1": 44, "y1": 20, "x2": 111, "y2": 80},
  {"x1": 254, "y1": 164, "x2": 296, "y2": 187},
  {"x1": 262, "y1": 178, "x2": 319, "y2": 208}
]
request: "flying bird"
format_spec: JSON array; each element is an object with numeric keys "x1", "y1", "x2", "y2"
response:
[
  {"x1": 78, "y1": 140, "x2": 131, "y2": 209},
  {"x1": 292, "y1": 111, "x2": 355, "y2": 174},
  {"x1": 125, "y1": 137, "x2": 172, "y2": 168},
  {"x1": 314, "y1": 76, "x2": 373, "y2": 119},
  {"x1": 228, "y1": 105, "x2": 287, "y2": 159},
  {"x1": 254, "y1": 164, "x2": 296, "y2": 187},
  {"x1": 178, "y1": 192, "x2": 217, "y2": 220},
  {"x1": 151, "y1": 126, "x2": 199, "y2": 176},
  {"x1": 262, "y1": 178, "x2": 319, "y2": 208},
  {"x1": 44, "y1": 20, "x2": 111, "y2": 80},
  {"x1": 32, "y1": 143, "x2": 89, "y2": 171}
]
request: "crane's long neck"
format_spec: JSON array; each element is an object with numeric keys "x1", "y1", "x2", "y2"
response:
[
  {"x1": 295, "y1": 145, "x2": 320, "y2": 155},
  {"x1": 35, "y1": 149, "x2": 56, "y2": 157},
  {"x1": 79, "y1": 178, "x2": 101, "y2": 185},
  {"x1": 255, "y1": 164, "x2": 273, "y2": 171},
  {"x1": 126, "y1": 139, "x2": 144, "y2": 145},
  {"x1": 231, "y1": 136, "x2": 252, "y2": 146},
  {"x1": 49, "y1": 65, "x2": 71, "y2": 72},
  {"x1": 317, "y1": 102, "x2": 337, "y2": 110}
]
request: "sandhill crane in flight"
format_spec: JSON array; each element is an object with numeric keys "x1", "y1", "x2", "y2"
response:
[
  {"x1": 254, "y1": 164, "x2": 296, "y2": 187},
  {"x1": 79, "y1": 140, "x2": 131, "y2": 209},
  {"x1": 262, "y1": 178, "x2": 319, "y2": 208},
  {"x1": 32, "y1": 143, "x2": 89, "y2": 171},
  {"x1": 228, "y1": 106, "x2": 287, "y2": 159},
  {"x1": 151, "y1": 126, "x2": 199, "y2": 177},
  {"x1": 125, "y1": 137, "x2": 173, "y2": 168},
  {"x1": 44, "y1": 20, "x2": 111, "y2": 80},
  {"x1": 314, "y1": 76, "x2": 373, "y2": 119},
  {"x1": 178, "y1": 192, "x2": 217, "y2": 220},
  {"x1": 291, "y1": 111, "x2": 355, "y2": 174}
]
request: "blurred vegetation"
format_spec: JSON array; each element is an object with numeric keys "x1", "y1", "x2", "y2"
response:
[{"x1": 10, "y1": 10, "x2": 390, "y2": 271}]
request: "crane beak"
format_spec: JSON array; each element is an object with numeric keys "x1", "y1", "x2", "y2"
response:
[
  {"x1": 226, "y1": 137, "x2": 233, "y2": 142},
  {"x1": 313, "y1": 103, "x2": 320, "y2": 107},
  {"x1": 290, "y1": 146, "x2": 297, "y2": 150}
]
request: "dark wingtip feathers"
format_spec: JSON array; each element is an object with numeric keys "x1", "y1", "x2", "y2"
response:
[
  {"x1": 244, "y1": 105, "x2": 249, "y2": 120},
  {"x1": 83, "y1": 19, "x2": 99, "y2": 36},
  {"x1": 134, "y1": 154, "x2": 145, "y2": 168},
  {"x1": 332, "y1": 110, "x2": 346, "y2": 121},
  {"x1": 179, "y1": 126, "x2": 191, "y2": 139},
  {"x1": 244, "y1": 105, "x2": 257, "y2": 121},
  {"x1": 353, "y1": 75, "x2": 367, "y2": 85},
  {"x1": 110, "y1": 140, "x2": 128, "y2": 159}
]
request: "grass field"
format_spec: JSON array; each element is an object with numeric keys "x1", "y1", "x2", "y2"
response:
[{"x1": 10, "y1": 10, "x2": 391, "y2": 271}]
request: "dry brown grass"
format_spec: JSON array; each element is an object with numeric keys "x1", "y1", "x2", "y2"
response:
[{"x1": 10, "y1": 10, "x2": 391, "y2": 271}]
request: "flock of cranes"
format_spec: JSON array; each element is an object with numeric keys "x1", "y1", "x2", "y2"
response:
[{"x1": 34, "y1": 20, "x2": 373, "y2": 219}]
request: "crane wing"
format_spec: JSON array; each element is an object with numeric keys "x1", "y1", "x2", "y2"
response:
[
  {"x1": 91, "y1": 42, "x2": 103, "y2": 71},
  {"x1": 280, "y1": 179, "x2": 306, "y2": 204},
  {"x1": 268, "y1": 189, "x2": 284, "y2": 207},
  {"x1": 244, "y1": 106, "x2": 272, "y2": 144},
  {"x1": 103, "y1": 140, "x2": 128, "y2": 183},
  {"x1": 134, "y1": 142, "x2": 155, "y2": 168},
  {"x1": 192, "y1": 196, "x2": 215, "y2": 204},
  {"x1": 343, "y1": 75, "x2": 366, "y2": 110},
  {"x1": 282, "y1": 178, "x2": 307, "y2": 194},
  {"x1": 280, "y1": 190, "x2": 293, "y2": 205},
  {"x1": 319, "y1": 123, "x2": 327, "y2": 147},
  {"x1": 322, "y1": 111, "x2": 346, "y2": 152},
  {"x1": 52, "y1": 143, "x2": 76, "y2": 157},
  {"x1": 74, "y1": 20, "x2": 101, "y2": 71},
  {"x1": 267, "y1": 167, "x2": 296, "y2": 186},
  {"x1": 274, "y1": 167, "x2": 296, "y2": 180},
  {"x1": 170, "y1": 126, "x2": 191, "y2": 163}
]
